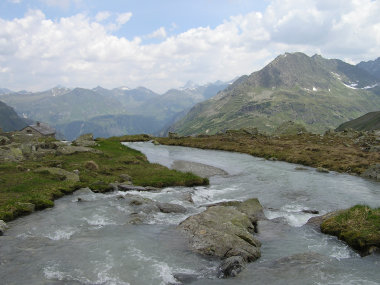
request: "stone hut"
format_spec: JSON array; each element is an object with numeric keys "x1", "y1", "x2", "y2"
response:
[{"x1": 20, "y1": 121, "x2": 56, "y2": 138}]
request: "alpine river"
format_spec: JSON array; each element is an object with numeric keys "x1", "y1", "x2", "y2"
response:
[{"x1": 0, "y1": 142, "x2": 379, "y2": 285}]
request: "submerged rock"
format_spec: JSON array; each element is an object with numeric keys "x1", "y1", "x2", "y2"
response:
[
  {"x1": 157, "y1": 202, "x2": 187, "y2": 213},
  {"x1": 172, "y1": 273, "x2": 199, "y2": 284},
  {"x1": 218, "y1": 256, "x2": 245, "y2": 278},
  {"x1": 171, "y1": 160, "x2": 228, "y2": 178},
  {"x1": 295, "y1": 166, "x2": 308, "y2": 171},
  {"x1": 302, "y1": 209, "x2": 319, "y2": 215},
  {"x1": 316, "y1": 167, "x2": 329, "y2": 173},
  {"x1": 178, "y1": 198, "x2": 263, "y2": 278}
]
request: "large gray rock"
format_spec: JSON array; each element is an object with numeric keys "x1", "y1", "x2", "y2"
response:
[
  {"x1": 56, "y1": 145, "x2": 102, "y2": 155},
  {"x1": 123, "y1": 194, "x2": 187, "y2": 224},
  {"x1": 361, "y1": 164, "x2": 380, "y2": 181},
  {"x1": 0, "y1": 220, "x2": 8, "y2": 236},
  {"x1": 178, "y1": 198, "x2": 263, "y2": 278},
  {"x1": 72, "y1": 133, "x2": 97, "y2": 147},
  {"x1": 157, "y1": 202, "x2": 187, "y2": 213}
]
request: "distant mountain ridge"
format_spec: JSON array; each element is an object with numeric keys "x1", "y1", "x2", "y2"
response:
[
  {"x1": 357, "y1": 58, "x2": 380, "y2": 80},
  {"x1": 336, "y1": 111, "x2": 380, "y2": 131},
  {"x1": 170, "y1": 52, "x2": 380, "y2": 135},
  {"x1": 0, "y1": 88, "x2": 13, "y2": 95},
  {"x1": 0, "y1": 81, "x2": 229, "y2": 139}
]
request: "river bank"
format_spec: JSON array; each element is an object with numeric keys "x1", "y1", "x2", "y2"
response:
[
  {"x1": 0, "y1": 135, "x2": 208, "y2": 223},
  {"x1": 147, "y1": 130, "x2": 380, "y2": 179}
]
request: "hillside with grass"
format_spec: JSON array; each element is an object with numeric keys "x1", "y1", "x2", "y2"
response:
[
  {"x1": 170, "y1": 52, "x2": 380, "y2": 135},
  {"x1": 0, "y1": 100, "x2": 27, "y2": 132},
  {"x1": 336, "y1": 111, "x2": 380, "y2": 131}
]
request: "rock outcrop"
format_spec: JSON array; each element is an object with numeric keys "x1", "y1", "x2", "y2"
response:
[
  {"x1": 34, "y1": 167, "x2": 80, "y2": 182},
  {"x1": 178, "y1": 198, "x2": 263, "y2": 278},
  {"x1": 361, "y1": 164, "x2": 380, "y2": 181},
  {"x1": 0, "y1": 220, "x2": 8, "y2": 235},
  {"x1": 72, "y1": 133, "x2": 98, "y2": 147}
]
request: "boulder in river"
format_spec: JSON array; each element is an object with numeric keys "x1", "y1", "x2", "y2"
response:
[
  {"x1": 157, "y1": 202, "x2": 187, "y2": 214},
  {"x1": 178, "y1": 198, "x2": 263, "y2": 278}
]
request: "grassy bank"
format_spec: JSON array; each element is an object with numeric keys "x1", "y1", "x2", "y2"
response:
[
  {"x1": 0, "y1": 138, "x2": 208, "y2": 222},
  {"x1": 152, "y1": 132, "x2": 379, "y2": 175},
  {"x1": 321, "y1": 205, "x2": 380, "y2": 255}
]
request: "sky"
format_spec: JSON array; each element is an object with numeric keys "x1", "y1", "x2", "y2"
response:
[{"x1": 0, "y1": 0, "x2": 380, "y2": 93}]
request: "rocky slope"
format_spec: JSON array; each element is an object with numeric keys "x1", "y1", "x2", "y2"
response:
[
  {"x1": 357, "y1": 57, "x2": 380, "y2": 80},
  {"x1": 170, "y1": 52, "x2": 380, "y2": 135}
]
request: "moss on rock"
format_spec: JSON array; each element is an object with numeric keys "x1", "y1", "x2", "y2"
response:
[{"x1": 321, "y1": 205, "x2": 380, "y2": 256}]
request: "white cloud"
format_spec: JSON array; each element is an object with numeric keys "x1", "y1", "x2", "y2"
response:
[
  {"x1": 95, "y1": 11, "x2": 111, "y2": 22},
  {"x1": 146, "y1": 27, "x2": 167, "y2": 39},
  {"x1": 0, "y1": 0, "x2": 380, "y2": 93},
  {"x1": 116, "y1": 12, "x2": 132, "y2": 26},
  {"x1": 8, "y1": 0, "x2": 21, "y2": 4}
]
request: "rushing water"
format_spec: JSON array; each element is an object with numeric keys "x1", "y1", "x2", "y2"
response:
[{"x1": 0, "y1": 142, "x2": 379, "y2": 285}]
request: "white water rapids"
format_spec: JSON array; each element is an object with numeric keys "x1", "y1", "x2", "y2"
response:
[{"x1": 0, "y1": 142, "x2": 379, "y2": 284}]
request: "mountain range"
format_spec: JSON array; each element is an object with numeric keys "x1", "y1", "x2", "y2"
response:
[
  {"x1": 170, "y1": 52, "x2": 380, "y2": 135},
  {"x1": 0, "y1": 81, "x2": 229, "y2": 140}
]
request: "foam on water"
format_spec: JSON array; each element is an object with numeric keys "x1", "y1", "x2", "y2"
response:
[
  {"x1": 46, "y1": 227, "x2": 78, "y2": 240},
  {"x1": 81, "y1": 214, "x2": 117, "y2": 227},
  {"x1": 191, "y1": 185, "x2": 240, "y2": 205},
  {"x1": 128, "y1": 245, "x2": 178, "y2": 284},
  {"x1": 264, "y1": 204, "x2": 321, "y2": 227}
]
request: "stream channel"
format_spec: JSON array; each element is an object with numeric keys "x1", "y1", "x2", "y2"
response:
[{"x1": 0, "y1": 142, "x2": 380, "y2": 284}]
